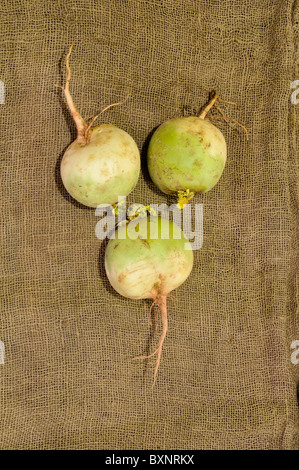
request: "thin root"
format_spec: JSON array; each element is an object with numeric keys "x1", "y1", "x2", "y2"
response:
[
  {"x1": 134, "y1": 295, "x2": 168, "y2": 386},
  {"x1": 100, "y1": 97, "x2": 129, "y2": 115},
  {"x1": 85, "y1": 98, "x2": 130, "y2": 124},
  {"x1": 199, "y1": 92, "x2": 247, "y2": 140},
  {"x1": 84, "y1": 114, "x2": 100, "y2": 140},
  {"x1": 218, "y1": 97, "x2": 238, "y2": 106},
  {"x1": 84, "y1": 114, "x2": 98, "y2": 122},
  {"x1": 148, "y1": 299, "x2": 157, "y2": 326},
  {"x1": 83, "y1": 98, "x2": 130, "y2": 140},
  {"x1": 214, "y1": 104, "x2": 229, "y2": 123},
  {"x1": 211, "y1": 115, "x2": 249, "y2": 140},
  {"x1": 155, "y1": 306, "x2": 160, "y2": 334},
  {"x1": 167, "y1": 293, "x2": 177, "y2": 305}
]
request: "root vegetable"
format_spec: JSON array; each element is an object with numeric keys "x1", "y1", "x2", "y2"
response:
[
  {"x1": 147, "y1": 92, "x2": 227, "y2": 208},
  {"x1": 60, "y1": 45, "x2": 140, "y2": 208},
  {"x1": 105, "y1": 216, "x2": 193, "y2": 385}
]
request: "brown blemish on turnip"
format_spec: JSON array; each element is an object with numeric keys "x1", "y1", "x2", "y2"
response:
[
  {"x1": 139, "y1": 237, "x2": 150, "y2": 249},
  {"x1": 118, "y1": 272, "x2": 125, "y2": 283},
  {"x1": 121, "y1": 137, "x2": 130, "y2": 148}
]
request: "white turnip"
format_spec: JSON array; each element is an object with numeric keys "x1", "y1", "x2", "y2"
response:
[
  {"x1": 105, "y1": 216, "x2": 193, "y2": 385},
  {"x1": 60, "y1": 45, "x2": 140, "y2": 208}
]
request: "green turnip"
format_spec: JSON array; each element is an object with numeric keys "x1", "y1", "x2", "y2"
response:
[
  {"x1": 60, "y1": 45, "x2": 140, "y2": 208},
  {"x1": 105, "y1": 216, "x2": 194, "y2": 385},
  {"x1": 147, "y1": 92, "x2": 227, "y2": 208}
]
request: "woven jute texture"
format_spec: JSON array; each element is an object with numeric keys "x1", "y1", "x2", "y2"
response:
[{"x1": 0, "y1": 0, "x2": 298, "y2": 450}]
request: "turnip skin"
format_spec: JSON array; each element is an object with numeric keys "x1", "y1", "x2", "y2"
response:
[
  {"x1": 61, "y1": 124, "x2": 140, "y2": 207},
  {"x1": 147, "y1": 116, "x2": 227, "y2": 197},
  {"x1": 105, "y1": 216, "x2": 193, "y2": 300},
  {"x1": 105, "y1": 216, "x2": 194, "y2": 385}
]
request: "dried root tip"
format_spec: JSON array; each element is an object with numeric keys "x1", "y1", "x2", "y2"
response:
[
  {"x1": 203, "y1": 94, "x2": 248, "y2": 140},
  {"x1": 99, "y1": 97, "x2": 130, "y2": 115},
  {"x1": 177, "y1": 189, "x2": 194, "y2": 209},
  {"x1": 83, "y1": 99, "x2": 129, "y2": 140},
  {"x1": 210, "y1": 115, "x2": 249, "y2": 140},
  {"x1": 218, "y1": 97, "x2": 238, "y2": 106},
  {"x1": 199, "y1": 90, "x2": 218, "y2": 119},
  {"x1": 84, "y1": 114, "x2": 100, "y2": 140},
  {"x1": 134, "y1": 295, "x2": 168, "y2": 386}
]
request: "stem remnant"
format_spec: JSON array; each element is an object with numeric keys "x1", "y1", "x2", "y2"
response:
[
  {"x1": 210, "y1": 115, "x2": 249, "y2": 140},
  {"x1": 199, "y1": 90, "x2": 218, "y2": 119}
]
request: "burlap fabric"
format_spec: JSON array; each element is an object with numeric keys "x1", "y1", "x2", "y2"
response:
[{"x1": 0, "y1": 0, "x2": 298, "y2": 450}]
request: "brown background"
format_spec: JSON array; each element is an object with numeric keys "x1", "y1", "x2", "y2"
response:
[{"x1": 0, "y1": 0, "x2": 298, "y2": 449}]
